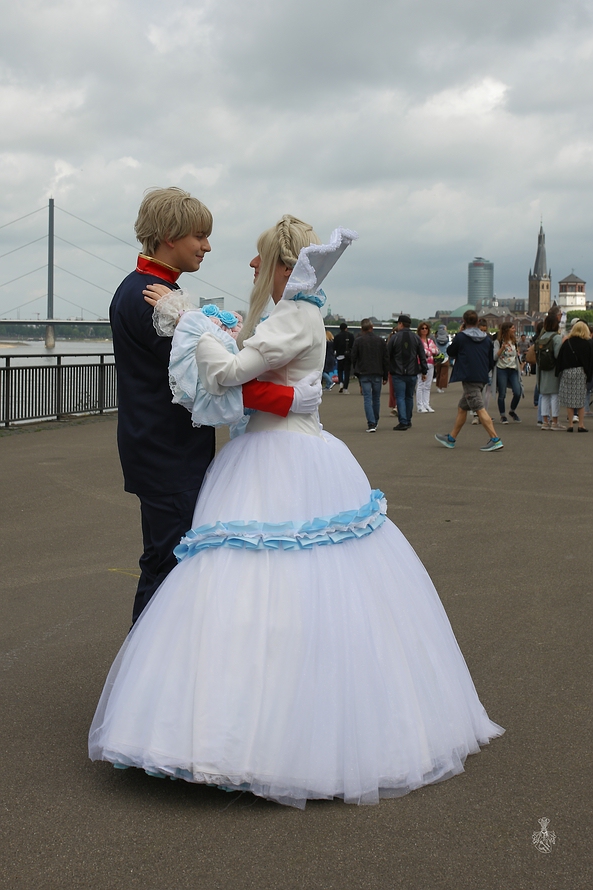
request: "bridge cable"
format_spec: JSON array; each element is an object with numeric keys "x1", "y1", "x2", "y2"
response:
[
  {"x1": 55, "y1": 236, "x2": 129, "y2": 273},
  {"x1": 0, "y1": 266, "x2": 47, "y2": 290},
  {"x1": 0, "y1": 294, "x2": 46, "y2": 318},
  {"x1": 55, "y1": 206, "x2": 137, "y2": 248},
  {"x1": 0, "y1": 237, "x2": 47, "y2": 260},
  {"x1": 54, "y1": 266, "x2": 113, "y2": 294},
  {"x1": 54, "y1": 293, "x2": 107, "y2": 319},
  {"x1": 0, "y1": 207, "x2": 45, "y2": 231}
]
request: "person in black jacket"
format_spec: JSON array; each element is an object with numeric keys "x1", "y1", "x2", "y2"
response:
[
  {"x1": 112, "y1": 188, "x2": 321, "y2": 624},
  {"x1": 350, "y1": 319, "x2": 388, "y2": 431},
  {"x1": 388, "y1": 314, "x2": 428, "y2": 430},
  {"x1": 435, "y1": 310, "x2": 503, "y2": 452},
  {"x1": 333, "y1": 323, "x2": 355, "y2": 393}
]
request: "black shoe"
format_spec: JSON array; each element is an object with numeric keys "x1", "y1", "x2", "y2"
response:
[
  {"x1": 366, "y1": 423, "x2": 377, "y2": 432},
  {"x1": 578, "y1": 427, "x2": 589, "y2": 432},
  {"x1": 393, "y1": 423, "x2": 410, "y2": 430}
]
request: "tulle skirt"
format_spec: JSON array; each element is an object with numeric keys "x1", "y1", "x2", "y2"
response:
[{"x1": 89, "y1": 429, "x2": 503, "y2": 808}]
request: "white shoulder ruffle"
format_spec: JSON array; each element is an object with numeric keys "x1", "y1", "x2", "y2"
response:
[
  {"x1": 152, "y1": 289, "x2": 196, "y2": 337},
  {"x1": 282, "y1": 227, "x2": 358, "y2": 301},
  {"x1": 169, "y1": 310, "x2": 246, "y2": 431}
]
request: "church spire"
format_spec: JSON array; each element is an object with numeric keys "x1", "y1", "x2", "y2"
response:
[{"x1": 533, "y1": 224, "x2": 550, "y2": 279}]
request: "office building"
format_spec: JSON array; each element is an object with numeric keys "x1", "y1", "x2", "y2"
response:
[{"x1": 468, "y1": 257, "x2": 494, "y2": 306}]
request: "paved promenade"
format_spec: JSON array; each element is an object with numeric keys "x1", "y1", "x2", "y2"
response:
[{"x1": 1, "y1": 378, "x2": 591, "y2": 889}]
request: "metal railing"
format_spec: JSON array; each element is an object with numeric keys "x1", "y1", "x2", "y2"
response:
[{"x1": 1, "y1": 353, "x2": 117, "y2": 426}]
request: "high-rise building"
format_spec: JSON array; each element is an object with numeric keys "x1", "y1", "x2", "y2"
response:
[
  {"x1": 528, "y1": 225, "x2": 551, "y2": 315},
  {"x1": 468, "y1": 257, "x2": 494, "y2": 306}
]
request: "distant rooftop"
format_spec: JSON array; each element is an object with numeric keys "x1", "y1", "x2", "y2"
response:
[{"x1": 558, "y1": 273, "x2": 585, "y2": 284}]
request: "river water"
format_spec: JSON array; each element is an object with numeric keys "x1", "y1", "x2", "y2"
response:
[{"x1": 0, "y1": 340, "x2": 114, "y2": 365}]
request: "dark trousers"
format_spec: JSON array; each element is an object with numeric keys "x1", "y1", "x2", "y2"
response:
[
  {"x1": 496, "y1": 367, "x2": 521, "y2": 416},
  {"x1": 337, "y1": 357, "x2": 351, "y2": 390},
  {"x1": 132, "y1": 489, "x2": 199, "y2": 625},
  {"x1": 392, "y1": 374, "x2": 417, "y2": 426}
]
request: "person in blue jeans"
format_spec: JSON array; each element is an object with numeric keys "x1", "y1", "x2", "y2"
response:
[
  {"x1": 492, "y1": 322, "x2": 522, "y2": 423},
  {"x1": 350, "y1": 319, "x2": 388, "y2": 431},
  {"x1": 388, "y1": 314, "x2": 428, "y2": 430}
]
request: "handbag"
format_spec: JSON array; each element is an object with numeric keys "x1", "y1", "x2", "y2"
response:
[{"x1": 525, "y1": 344, "x2": 536, "y2": 364}]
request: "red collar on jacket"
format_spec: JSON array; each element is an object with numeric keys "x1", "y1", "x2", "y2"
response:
[{"x1": 136, "y1": 255, "x2": 181, "y2": 284}]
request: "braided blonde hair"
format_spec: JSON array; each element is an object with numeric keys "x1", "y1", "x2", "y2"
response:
[{"x1": 238, "y1": 215, "x2": 320, "y2": 347}]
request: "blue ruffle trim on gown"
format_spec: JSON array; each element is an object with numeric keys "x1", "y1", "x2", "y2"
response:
[{"x1": 174, "y1": 489, "x2": 387, "y2": 560}]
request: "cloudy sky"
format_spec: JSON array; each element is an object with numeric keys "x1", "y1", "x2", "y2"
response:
[{"x1": 2, "y1": 0, "x2": 593, "y2": 322}]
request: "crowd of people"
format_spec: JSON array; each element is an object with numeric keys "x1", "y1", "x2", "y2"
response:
[{"x1": 330, "y1": 306, "x2": 593, "y2": 446}]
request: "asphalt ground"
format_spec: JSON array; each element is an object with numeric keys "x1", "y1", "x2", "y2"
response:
[{"x1": 1, "y1": 376, "x2": 591, "y2": 890}]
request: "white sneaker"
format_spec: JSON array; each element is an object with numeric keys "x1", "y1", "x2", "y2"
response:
[
  {"x1": 343, "y1": 389, "x2": 349, "y2": 394},
  {"x1": 418, "y1": 408, "x2": 428, "y2": 413},
  {"x1": 436, "y1": 388, "x2": 444, "y2": 393},
  {"x1": 426, "y1": 406, "x2": 435, "y2": 413}
]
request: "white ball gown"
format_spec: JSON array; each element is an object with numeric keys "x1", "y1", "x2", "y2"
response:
[{"x1": 89, "y1": 231, "x2": 503, "y2": 808}]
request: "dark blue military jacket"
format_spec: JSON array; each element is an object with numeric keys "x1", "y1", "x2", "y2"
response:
[{"x1": 110, "y1": 269, "x2": 215, "y2": 495}]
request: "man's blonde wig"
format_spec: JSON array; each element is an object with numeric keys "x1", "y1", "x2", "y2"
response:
[
  {"x1": 134, "y1": 187, "x2": 213, "y2": 256},
  {"x1": 238, "y1": 215, "x2": 320, "y2": 347}
]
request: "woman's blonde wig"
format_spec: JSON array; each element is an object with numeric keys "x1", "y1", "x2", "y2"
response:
[
  {"x1": 135, "y1": 187, "x2": 213, "y2": 256},
  {"x1": 238, "y1": 215, "x2": 320, "y2": 347},
  {"x1": 568, "y1": 321, "x2": 591, "y2": 340}
]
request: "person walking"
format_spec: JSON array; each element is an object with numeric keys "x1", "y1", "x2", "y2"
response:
[
  {"x1": 435, "y1": 309, "x2": 503, "y2": 452},
  {"x1": 386, "y1": 326, "x2": 398, "y2": 416},
  {"x1": 388, "y1": 314, "x2": 428, "y2": 430},
  {"x1": 535, "y1": 313, "x2": 564, "y2": 430},
  {"x1": 556, "y1": 321, "x2": 593, "y2": 432},
  {"x1": 493, "y1": 321, "x2": 522, "y2": 424},
  {"x1": 333, "y1": 322, "x2": 354, "y2": 393},
  {"x1": 471, "y1": 318, "x2": 493, "y2": 424},
  {"x1": 322, "y1": 330, "x2": 336, "y2": 390},
  {"x1": 350, "y1": 318, "x2": 389, "y2": 431}
]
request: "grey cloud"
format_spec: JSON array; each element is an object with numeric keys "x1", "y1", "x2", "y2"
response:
[{"x1": 2, "y1": 0, "x2": 593, "y2": 322}]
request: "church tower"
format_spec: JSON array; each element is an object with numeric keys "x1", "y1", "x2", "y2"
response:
[{"x1": 528, "y1": 225, "x2": 551, "y2": 315}]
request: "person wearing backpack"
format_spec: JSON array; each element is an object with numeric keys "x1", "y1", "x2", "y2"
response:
[{"x1": 536, "y1": 312, "x2": 564, "y2": 430}]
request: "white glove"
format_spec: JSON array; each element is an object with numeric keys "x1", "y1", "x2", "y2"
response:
[{"x1": 291, "y1": 371, "x2": 322, "y2": 414}]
